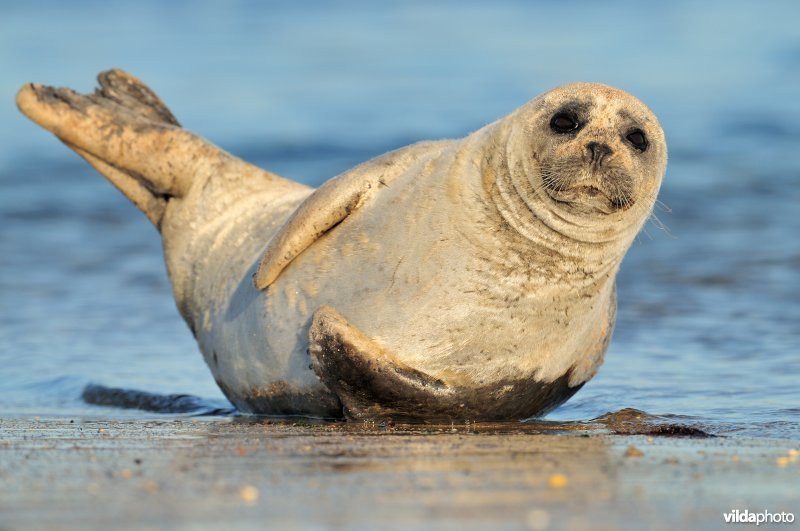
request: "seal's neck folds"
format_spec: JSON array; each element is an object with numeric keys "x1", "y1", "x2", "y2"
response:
[{"x1": 471, "y1": 122, "x2": 653, "y2": 286}]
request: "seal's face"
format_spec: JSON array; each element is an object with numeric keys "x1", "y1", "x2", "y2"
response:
[{"x1": 525, "y1": 83, "x2": 667, "y2": 218}]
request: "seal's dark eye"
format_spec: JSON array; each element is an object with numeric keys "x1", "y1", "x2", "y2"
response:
[
  {"x1": 550, "y1": 113, "x2": 579, "y2": 134},
  {"x1": 626, "y1": 130, "x2": 648, "y2": 152}
]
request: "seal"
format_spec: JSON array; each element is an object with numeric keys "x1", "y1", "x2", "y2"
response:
[{"x1": 16, "y1": 70, "x2": 667, "y2": 421}]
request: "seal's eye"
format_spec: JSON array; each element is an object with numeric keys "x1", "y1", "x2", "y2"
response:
[
  {"x1": 626, "y1": 130, "x2": 648, "y2": 152},
  {"x1": 550, "y1": 113, "x2": 580, "y2": 134}
]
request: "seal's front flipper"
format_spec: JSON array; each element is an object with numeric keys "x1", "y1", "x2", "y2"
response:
[
  {"x1": 308, "y1": 306, "x2": 454, "y2": 421},
  {"x1": 308, "y1": 306, "x2": 587, "y2": 422},
  {"x1": 253, "y1": 139, "x2": 448, "y2": 289},
  {"x1": 253, "y1": 173, "x2": 368, "y2": 289}
]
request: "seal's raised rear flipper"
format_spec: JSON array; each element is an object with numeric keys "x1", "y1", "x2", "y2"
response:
[
  {"x1": 16, "y1": 69, "x2": 291, "y2": 227},
  {"x1": 308, "y1": 306, "x2": 586, "y2": 422}
]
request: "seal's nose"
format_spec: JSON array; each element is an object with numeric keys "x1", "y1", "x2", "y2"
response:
[{"x1": 587, "y1": 142, "x2": 612, "y2": 165}]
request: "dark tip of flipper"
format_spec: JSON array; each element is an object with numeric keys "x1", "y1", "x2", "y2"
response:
[
  {"x1": 81, "y1": 383, "x2": 236, "y2": 416},
  {"x1": 94, "y1": 69, "x2": 180, "y2": 126}
]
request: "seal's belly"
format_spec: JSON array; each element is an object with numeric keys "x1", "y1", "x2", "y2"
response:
[
  {"x1": 201, "y1": 222, "x2": 611, "y2": 417},
  {"x1": 192, "y1": 184, "x2": 614, "y2": 416},
  {"x1": 197, "y1": 202, "x2": 468, "y2": 414}
]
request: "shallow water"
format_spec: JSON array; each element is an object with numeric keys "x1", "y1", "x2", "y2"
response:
[{"x1": 1, "y1": 1, "x2": 798, "y2": 439}]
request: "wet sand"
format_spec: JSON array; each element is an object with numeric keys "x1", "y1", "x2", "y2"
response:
[{"x1": 1, "y1": 416, "x2": 797, "y2": 530}]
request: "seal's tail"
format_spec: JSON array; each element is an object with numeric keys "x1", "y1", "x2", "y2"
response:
[{"x1": 16, "y1": 69, "x2": 294, "y2": 227}]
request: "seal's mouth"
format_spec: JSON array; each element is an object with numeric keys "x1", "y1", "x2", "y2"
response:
[
  {"x1": 538, "y1": 154, "x2": 637, "y2": 216},
  {"x1": 546, "y1": 184, "x2": 628, "y2": 215}
]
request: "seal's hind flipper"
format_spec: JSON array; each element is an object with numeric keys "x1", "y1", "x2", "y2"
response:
[
  {"x1": 70, "y1": 144, "x2": 167, "y2": 226},
  {"x1": 309, "y1": 305, "x2": 587, "y2": 422},
  {"x1": 16, "y1": 70, "x2": 195, "y2": 202},
  {"x1": 93, "y1": 69, "x2": 180, "y2": 126},
  {"x1": 16, "y1": 69, "x2": 291, "y2": 227}
]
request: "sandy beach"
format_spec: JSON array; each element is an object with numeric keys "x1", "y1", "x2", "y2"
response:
[{"x1": 1, "y1": 416, "x2": 797, "y2": 530}]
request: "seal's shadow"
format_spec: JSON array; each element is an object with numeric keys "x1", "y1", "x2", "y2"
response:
[{"x1": 224, "y1": 258, "x2": 262, "y2": 323}]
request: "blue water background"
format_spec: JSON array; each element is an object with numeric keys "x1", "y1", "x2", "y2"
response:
[{"x1": 1, "y1": 1, "x2": 798, "y2": 438}]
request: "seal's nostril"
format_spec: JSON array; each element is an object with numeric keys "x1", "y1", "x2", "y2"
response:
[{"x1": 587, "y1": 142, "x2": 612, "y2": 164}]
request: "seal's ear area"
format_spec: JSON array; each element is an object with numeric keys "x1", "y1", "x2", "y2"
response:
[{"x1": 308, "y1": 306, "x2": 453, "y2": 420}]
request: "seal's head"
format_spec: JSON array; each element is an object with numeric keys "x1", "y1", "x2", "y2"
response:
[{"x1": 502, "y1": 83, "x2": 667, "y2": 241}]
